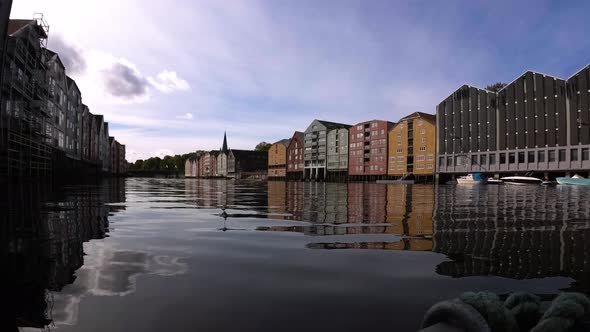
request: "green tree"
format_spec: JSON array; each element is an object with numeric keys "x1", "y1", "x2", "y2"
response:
[
  {"x1": 255, "y1": 141, "x2": 272, "y2": 152},
  {"x1": 485, "y1": 82, "x2": 507, "y2": 92}
]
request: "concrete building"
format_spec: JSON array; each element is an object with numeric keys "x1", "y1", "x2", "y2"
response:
[
  {"x1": 286, "y1": 131, "x2": 304, "y2": 180},
  {"x1": 388, "y1": 112, "x2": 436, "y2": 179},
  {"x1": 326, "y1": 127, "x2": 350, "y2": 180},
  {"x1": 348, "y1": 120, "x2": 394, "y2": 178},
  {"x1": 303, "y1": 119, "x2": 351, "y2": 180},
  {"x1": 268, "y1": 138, "x2": 289, "y2": 179},
  {"x1": 437, "y1": 66, "x2": 590, "y2": 179}
]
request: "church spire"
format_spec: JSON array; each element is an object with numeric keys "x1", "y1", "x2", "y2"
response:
[{"x1": 221, "y1": 131, "x2": 228, "y2": 153}]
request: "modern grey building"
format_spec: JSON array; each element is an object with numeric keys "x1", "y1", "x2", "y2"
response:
[
  {"x1": 303, "y1": 119, "x2": 351, "y2": 180},
  {"x1": 437, "y1": 65, "x2": 590, "y2": 178}
]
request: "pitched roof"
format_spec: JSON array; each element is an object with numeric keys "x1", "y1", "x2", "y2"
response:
[
  {"x1": 273, "y1": 138, "x2": 290, "y2": 147},
  {"x1": 7, "y1": 19, "x2": 47, "y2": 38},
  {"x1": 66, "y1": 76, "x2": 81, "y2": 93},
  {"x1": 400, "y1": 112, "x2": 436, "y2": 124},
  {"x1": 7, "y1": 20, "x2": 33, "y2": 35},
  {"x1": 316, "y1": 119, "x2": 352, "y2": 129}
]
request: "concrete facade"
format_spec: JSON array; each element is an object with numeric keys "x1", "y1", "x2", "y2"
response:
[
  {"x1": 349, "y1": 120, "x2": 393, "y2": 177},
  {"x1": 303, "y1": 119, "x2": 350, "y2": 180},
  {"x1": 437, "y1": 67, "x2": 590, "y2": 178}
]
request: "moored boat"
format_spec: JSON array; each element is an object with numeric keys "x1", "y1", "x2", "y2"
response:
[
  {"x1": 487, "y1": 178, "x2": 503, "y2": 184},
  {"x1": 500, "y1": 176, "x2": 542, "y2": 185},
  {"x1": 556, "y1": 174, "x2": 590, "y2": 186},
  {"x1": 456, "y1": 173, "x2": 487, "y2": 185}
]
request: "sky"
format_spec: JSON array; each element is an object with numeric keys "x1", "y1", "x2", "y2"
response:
[{"x1": 10, "y1": 0, "x2": 590, "y2": 161}]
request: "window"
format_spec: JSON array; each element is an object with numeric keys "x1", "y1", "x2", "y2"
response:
[
  {"x1": 480, "y1": 154, "x2": 487, "y2": 165},
  {"x1": 421, "y1": 137, "x2": 426, "y2": 143},
  {"x1": 427, "y1": 164, "x2": 433, "y2": 169},
  {"x1": 582, "y1": 148, "x2": 589, "y2": 161},
  {"x1": 528, "y1": 151, "x2": 535, "y2": 163},
  {"x1": 489, "y1": 154, "x2": 496, "y2": 165},
  {"x1": 518, "y1": 152, "x2": 525, "y2": 163},
  {"x1": 418, "y1": 120, "x2": 423, "y2": 126},
  {"x1": 397, "y1": 165, "x2": 404, "y2": 170},
  {"x1": 390, "y1": 165, "x2": 395, "y2": 170},
  {"x1": 396, "y1": 148, "x2": 402, "y2": 153},
  {"x1": 397, "y1": 156, "x2": 404, "y2": 162},
  {"x1": 571, "y1": 149, "x2": 579, "y2": 161},
  {"x1": 500, "y1": 153, "x2": 506, "y2": 164},
  {"x1": 471, "y1": 155, "x2": 477, "y2": 165},
  {"x1": 417, "y1": 155, "x2": 425, "y2": 161},
  {"x1": 558, "y1": 149, "x2": 566, "y2": 162},
  {"x1": 439, "y1": 157, "x2": 444, "y2": 167},
  {"x1": 548, "y1": 150, "x2": 556, "y2": 162},
  {"x1": 446, "y1": 157, "x2": 452, "y2": 167},
  {"x1": 509, "y1": 152, "x2": 515, "y2": 164},
  {"x1": 397, "y1": 141, "x2": 401, "y2": 146},
  {"x1": 428, "y1": 154, "x2": 433, "y2": 160},
  {"x1": 419, "y1": 146, "x2": 426, "y2": 151},
  {"x1": 538, "y1": 151, "x2": 545, "y2": 162},
  {"x1": 390, "y1": 157, "x2": 395, "y2": 162}
]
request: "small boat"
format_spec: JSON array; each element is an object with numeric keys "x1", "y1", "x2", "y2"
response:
[
  {"x1": 500, "y1": 176, "x2": 543, "y2": 185},
  {"x1": 542, "y1": 180, "x2": 555, "y2": 185},
  {"x1": 556, "y1": 174, "x2": 590, "y2": 186},
  {"x1": 456, "y1": 173, "x2": 487, "y2": 185},
  {"x1": 487, "y1": 178, "x2": 503, "y2": 184}
]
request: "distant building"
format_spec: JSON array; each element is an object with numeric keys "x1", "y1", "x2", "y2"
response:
[
  {"x1": 348, "y1": 120, "x2": 394, "y2": 178},
  {"x1": 268, "y1": 138, "x2": 290, "y2": 179},
  {"x1": 303, "y1": 119, "x2": 351, "y2": 180},
  {"x1": 286, "y1": 131, "x2": 304, "y2": 180},
  {"x1": 388, "y1": 112, "x2": 436, "y2": 179},
  {"x1": 216, "y1": 132, "x2": 229, "y2": 177},
  {"x1": 228, "y1": 149, "x2": 267, "y2": 179},
  {"x1": 65, "y1": 76, "x2": 82, "y2": 159},
  {"x1": 185, "y1": 156, "x2": 198, "y2": 178}
]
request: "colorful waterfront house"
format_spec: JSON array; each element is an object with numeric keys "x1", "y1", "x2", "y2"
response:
[
  {"x1": 208, "y1": 150, "x2": 219, "y2": 177},
  {"x1": 303, "y1": 119, "x2": 351, "y2": 180},
  {"x1": 387, "y1": 112, "x2": 436, "y2": 180},
  {"x1": 286, "y1": 131, "x2": 304, "y2": 180},
  {"x1": 268, "y1": 138, "x2": 290, "y2": 179},
  {"x1": 348, "y1": 120, "x2": 395, "y2": 178}
]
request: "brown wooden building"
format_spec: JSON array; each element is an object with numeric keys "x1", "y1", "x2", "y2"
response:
[
  {"x1": 286, "y1": 131, "x2": 304, "y2": 180},
  {"x1": 348, "y1": 120, "x2": 394, "y2": 178},
  {"x1": 388, "y1": 112, "x2": 436, "y2": 180},
  {"x1": 268, "y1": 138, "x2": 290, "y2": 179}
]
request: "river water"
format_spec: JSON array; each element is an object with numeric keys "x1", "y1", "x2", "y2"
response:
[{"x1": 3, "y1": 178, "x2": 590, "y2": 331}]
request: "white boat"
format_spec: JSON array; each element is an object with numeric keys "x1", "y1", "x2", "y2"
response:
[
  {"x1": 456, "y1": 173, "x2": 487, "y2": 185},
  {"x1": 500, "y1": 176, "x2": 542, "y2": 185},
  {"x1": 556, "y1": 174, "x2": 590, "y2": 186},
  {"x1": 487, "y1": 178, "x2": 503, "y2": 184}
]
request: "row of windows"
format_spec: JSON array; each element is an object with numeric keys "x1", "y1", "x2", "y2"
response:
[
  {"x1": 440, "y1": 148, "x2": 590, "y2": 167},
  {"x1": 353, "y1": 165, "x2": 385, "y2": 172}
]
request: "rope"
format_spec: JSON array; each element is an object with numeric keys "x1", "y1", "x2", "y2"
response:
[
  {"x1": 459, "y1": 291, "x2": 519, "y2": 332},
  {"x1": 504, "y1": 292, "x2": 542, "y2": 332},
  {"x1": 530, "y1": 293, "x2": 590, "y2": 332}
]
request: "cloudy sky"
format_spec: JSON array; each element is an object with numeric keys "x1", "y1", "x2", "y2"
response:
[{"x1": 10, "y1": 0, "x2": 590, "y2": 161}]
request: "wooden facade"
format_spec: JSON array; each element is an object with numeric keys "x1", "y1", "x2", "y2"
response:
[
  {"x1": 348, "y1": 120, "x2": 394, "y2": 177},
  {"x1": 286, "y1": 131, "x2": 304, "y2": 179},
  {"x1": 388, "y1": 112, "x2": 436, "y2": 177},
  {"x1": 268, "y1": 139, "x2": 290, "y2": 178}
]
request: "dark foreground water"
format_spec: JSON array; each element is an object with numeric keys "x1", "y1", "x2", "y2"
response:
[{"x1": 2, "y1": 178, "x2": 590, "y2": 331}]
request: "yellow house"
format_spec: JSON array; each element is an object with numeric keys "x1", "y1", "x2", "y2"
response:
[
  {"x1": 268, "y1": 139, "x2": 290, "y2": 178},
  {"x1": 388, "y1": 112, "x2": 436, "y2": 177}
]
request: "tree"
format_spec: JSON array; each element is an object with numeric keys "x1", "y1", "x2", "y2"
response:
[
  {"x1": 486, "y1": 82, "x2": 507, "y2": 92},
  {"x1": 255, "y1": 141, "x2": 272, "y2": 152}
]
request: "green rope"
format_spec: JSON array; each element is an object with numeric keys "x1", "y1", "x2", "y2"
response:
[
  {"x1": 531, "y1": 293, "x2": 590, "y2": 332},
  {"x1": 459, "y1": 291, "x2": 519, "y2": 332}
]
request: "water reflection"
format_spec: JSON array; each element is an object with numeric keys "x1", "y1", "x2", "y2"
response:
[
  {"x1": 260, "y1": 181, "x2": 590, "y2": 293},
  {"x1": 0, "y1": 180, "x2": 125, "y2": 329}
]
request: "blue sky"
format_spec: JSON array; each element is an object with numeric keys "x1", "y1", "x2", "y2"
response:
[{"x1": 11, "y1": 0, "x2": 590, "y2": 161}]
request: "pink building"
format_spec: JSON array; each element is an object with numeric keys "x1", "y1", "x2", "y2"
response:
[{"x1": 348, "y1": 120, "x2": 394, "y2": 177}]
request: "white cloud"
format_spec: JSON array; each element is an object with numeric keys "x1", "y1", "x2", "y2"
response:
[
  {"x1": 175, "y1": 113, "x2": 193, "y2": 120},
  {"x1": 148, "y1": 70, "x2": 190, "y2": 93}
]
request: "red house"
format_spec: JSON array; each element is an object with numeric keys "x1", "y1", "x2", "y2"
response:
[
  {"x1": 348, "y1": 120, "x2": 395, "y2": 178},
  {"x1": 286, "y1": 131, "x2": 304, "y2": 180}
]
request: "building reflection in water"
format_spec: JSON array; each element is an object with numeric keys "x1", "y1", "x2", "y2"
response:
[
  {"x1": 263, "y1": 181, "x2": 590, "y2": 293},
  {"x1": 1, "y1": 179, "x2": 128, "y2": 330}
]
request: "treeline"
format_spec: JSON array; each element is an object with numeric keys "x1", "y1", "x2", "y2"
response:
[{"x1": 128, "y1": 152, "x2": 200, "y2": 172}]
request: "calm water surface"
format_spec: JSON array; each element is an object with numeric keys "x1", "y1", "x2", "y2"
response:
[{"x1": 3, "y1": 178, "x2": 590, "y2": 331}]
